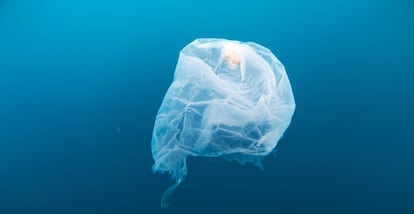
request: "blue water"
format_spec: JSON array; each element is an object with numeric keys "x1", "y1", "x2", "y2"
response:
[{"x1": 1, "y1": 0, "x2": 413, "y2": 213}]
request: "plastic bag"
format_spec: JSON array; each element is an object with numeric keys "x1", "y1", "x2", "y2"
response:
[{"x1": 151, "y1": 38, "x2": 295, "y2": 207}]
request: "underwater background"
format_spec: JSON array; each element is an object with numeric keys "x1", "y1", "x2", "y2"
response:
[{"x1": 1, "y1": 0, "x2": 413, "y2": 213}]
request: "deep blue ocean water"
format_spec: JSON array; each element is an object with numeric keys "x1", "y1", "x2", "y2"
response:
[{"x1": 1, "y1": 0, "x2": 413, "y2": 213}]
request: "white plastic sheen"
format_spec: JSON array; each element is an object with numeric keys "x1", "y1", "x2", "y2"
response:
[{"x1": 151, "y1": 38, "x2": 295, "y2": 207}]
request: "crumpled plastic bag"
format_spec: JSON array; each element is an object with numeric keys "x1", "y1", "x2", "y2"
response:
[{"x1": 151, "y1": 38, "x2": 295, "y2": 207}]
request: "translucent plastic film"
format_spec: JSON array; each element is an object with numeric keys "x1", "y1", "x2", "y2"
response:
[{"x1": 151, "y1": 38, "x2": 295, "y2": 207}]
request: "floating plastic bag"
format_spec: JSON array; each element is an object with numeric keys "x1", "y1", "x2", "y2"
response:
[{"x1": 151, "y1": 38, "x2": 295, "y2": 207}]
